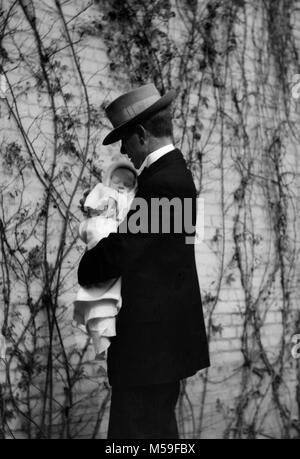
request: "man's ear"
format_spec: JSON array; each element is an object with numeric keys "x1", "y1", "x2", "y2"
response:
[{"x1": 136, "y1": 124, "x2": 147, "y2": 144}]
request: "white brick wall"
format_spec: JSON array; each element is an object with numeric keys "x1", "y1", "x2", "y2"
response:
[{"x1": 0, "y1": 0, "x2": 299, "y2": 439}]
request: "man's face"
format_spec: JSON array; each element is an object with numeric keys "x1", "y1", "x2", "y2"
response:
[{"x1": 120, "y1": 129, "x2": 147, "y2": 169}]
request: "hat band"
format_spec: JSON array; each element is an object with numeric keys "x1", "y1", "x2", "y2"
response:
[{"x1": 110, "y1": 95, "x2": 160, "y2": 127}]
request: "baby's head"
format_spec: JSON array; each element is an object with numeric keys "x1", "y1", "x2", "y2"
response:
[{"x1": 109, "y1": 166, "x2": 136, "y2": 194}]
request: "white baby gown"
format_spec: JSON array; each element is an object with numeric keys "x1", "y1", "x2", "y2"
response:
[{"x1": 74, "y1": 173, "x2": 135, "y2": 359}]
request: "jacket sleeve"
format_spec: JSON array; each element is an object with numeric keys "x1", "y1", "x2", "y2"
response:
[
  {"x1": 77, "y1": 193, "x2": 156, "y2": 286},
  {"x1": 78, "y1": 231, "x2": 121, "y2": 286}
]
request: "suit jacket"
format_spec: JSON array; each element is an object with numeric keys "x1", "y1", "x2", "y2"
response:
[{"x1": 78, "y1": 149, "x2": 210, "y2": 386}]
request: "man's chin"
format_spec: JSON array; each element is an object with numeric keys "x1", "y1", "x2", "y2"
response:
[
  {"x1": 129, "y1": 158, "x2": 139, "y2": 170},
  {"x1": 122, "y1": 153, "x2": 137, "y2": 168}
]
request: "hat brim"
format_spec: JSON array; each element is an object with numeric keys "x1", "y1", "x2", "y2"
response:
[{"x1": 102, "y1": 89, "x2": 176, "y2": 145}]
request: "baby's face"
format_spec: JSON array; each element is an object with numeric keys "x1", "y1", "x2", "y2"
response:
[{"x1": 110, "y1": 168, "x2": 136, "y2": 193}]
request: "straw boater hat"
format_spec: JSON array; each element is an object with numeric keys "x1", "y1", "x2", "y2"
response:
[{"x1": 103, "y1": 83, "x2": 176, "y2": 145}]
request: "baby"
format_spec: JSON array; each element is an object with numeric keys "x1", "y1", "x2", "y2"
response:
[{"x1": 74, "y1": 161, "x2": 137, "y2": 360}]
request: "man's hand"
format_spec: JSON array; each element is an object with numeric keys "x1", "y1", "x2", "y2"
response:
[{"x1": 79, "y1": 189, "x2": 91, "y2": 217}]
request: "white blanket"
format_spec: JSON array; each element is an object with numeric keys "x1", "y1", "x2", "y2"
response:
[{"x1": 74, "y1": 182, "x2": 134, "y2": 359}]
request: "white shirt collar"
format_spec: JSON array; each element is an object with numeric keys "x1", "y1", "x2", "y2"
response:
[{"x1": 137, "y1": 143, "x2": 175, "y2": 176}]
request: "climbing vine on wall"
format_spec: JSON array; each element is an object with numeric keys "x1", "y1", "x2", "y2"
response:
[
  {"x1": 0, "y1": 0, "x2": 299, "y2": 439},
  {"x1": 0, "y1": 0, "x2": 109, "y2": 439},
  {"x1": 90, "y1": 0, "x2": 300, "y2": 439}
]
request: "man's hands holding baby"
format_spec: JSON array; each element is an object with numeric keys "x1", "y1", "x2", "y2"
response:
[
  {"x1": 79, "y1": 189, "x2": 117, "y2": 219},
  {"x1": 79, "y1": 189, "x2": 91, "y2": 216}
]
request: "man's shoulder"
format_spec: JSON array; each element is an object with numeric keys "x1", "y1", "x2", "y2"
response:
[{"x1": 141, "y1": 151, "x2": 196, "y2": 197}]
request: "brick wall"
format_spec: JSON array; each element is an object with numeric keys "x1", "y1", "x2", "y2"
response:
[{"x1": 0, "y1": 0, "x2": 299, "y2": 439}]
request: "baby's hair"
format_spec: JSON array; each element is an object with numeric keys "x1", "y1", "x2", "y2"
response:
[
  {"x1": 111, "y1": 166, "x2": 136, "y2": 177},
  {"x1": 110, "y1": 167, "x2": 137, "y2": 190}
]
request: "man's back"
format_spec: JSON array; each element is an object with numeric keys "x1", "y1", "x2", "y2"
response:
[
  {"x1": 106, "y1": 149, "x2": 210, "y2": 386},
  {"x1": 78, "y1": 82, "x2": 210, "y2": 437}
]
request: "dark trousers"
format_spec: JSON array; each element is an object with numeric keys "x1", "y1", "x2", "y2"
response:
[{"x1": 107, "y1": 380, "x2": 180, "y2": 439}]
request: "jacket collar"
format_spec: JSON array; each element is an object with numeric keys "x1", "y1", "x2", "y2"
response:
[
  {"x1": 138, "y1": 148, "x2": 182, "y2": 183},
  {"x1": 137, "y1": 143, "x2": 175, "y2": 176}
]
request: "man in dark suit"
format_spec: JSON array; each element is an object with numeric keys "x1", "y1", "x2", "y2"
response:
[{"x1": 78, "y1": 84, "x2": 210, "y2": 438}]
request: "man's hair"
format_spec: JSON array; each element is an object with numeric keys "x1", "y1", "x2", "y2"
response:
[{"x1": 142, "y1": 106, "x2": 173, "y2": 138}]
